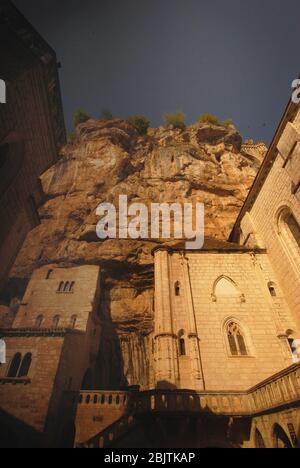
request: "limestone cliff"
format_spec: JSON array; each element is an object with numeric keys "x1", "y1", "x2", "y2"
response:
[{"x1": 9, "y1": 119, "x2": 266, "y2": 388}]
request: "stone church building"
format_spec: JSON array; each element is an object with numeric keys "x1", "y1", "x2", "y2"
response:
[{"x1": 0, "y1": 98, "x2": 299, "y2": 448}]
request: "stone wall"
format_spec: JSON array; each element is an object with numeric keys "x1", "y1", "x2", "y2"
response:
[
  {"x1": 238, "y1": 107, "x2": 300, "y2": 331},
  {"x1": 153, "y1": 248, "x2": 297, "y2": 391}
]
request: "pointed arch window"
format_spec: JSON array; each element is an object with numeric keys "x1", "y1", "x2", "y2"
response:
[
  {"x1": 227, "y1": 322, "x2": 248, "y2": 356},
  {"x1": 7, "y1": 353, "x2": 22, "y2": 378},
  {"x1": 18, "y1": 353, "x2": 32, "y2": 378}
]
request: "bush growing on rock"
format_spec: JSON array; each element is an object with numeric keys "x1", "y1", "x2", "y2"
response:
[
  {"x1": 223, "y1": 118, "x2": 233, "y2": 127},
  {"x1": 128, "y1": 115, "x2": 150, "y2": 135},
  {"x1": 68, "y1": 132, "x2": 77, "y2": 143},
  {"x1": 163, "y1": 112, "x2": 186, "y2": 130},
  {"x1": 198, "y1": 113, "x2": 220, "y2": 125},
  {"x1": 73, "y1": 109, "x2": 91, "y2": 128}
]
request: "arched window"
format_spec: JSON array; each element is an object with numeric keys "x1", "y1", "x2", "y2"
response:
[
  {"x1": 179, "y1": 338, "x2": 186, "y2": 356},
  {"x1": 268, "y1": 282, "x2": 277, "y2": 297},
  {"x1": 53, "y1": 315, "x2": 60, "y2": 329},
  {"x1": 175, "y1": 282, "x2": 181, "y2": 297},
  {"x1": 46, "y1": 269, "x2": 53, "y2": 280},
  {"x1": 57, "y1": 281, "x2": 64, "y2": 292},
  {"x1": 178, "y1": 330, "x2": 187, "y2": 356},
  {"x1": 227, "y1": 322, "x2": 248, "y2": 356},
  {"x1": 255, "y1": 429, "x2": 266, "y2": 449},
  {"x1": 35, "y1": 315, "x2": 44, "y2": 328},
  {"x1": 7, "y1": 353, "x2": 22, "y2": 378},
  {"x1": 18, "y1": 353, "x2": 32, "y2": 378},
  {"x1": 278, "y1": 208, "x2": 300, "y2": 270},
  {"x1": 69, "y1": 282, "x2": 75, "y2": 293},
  {"x1": 64, "y1": 282, "x2": 70, "y2": 293},
  {"x1": 70, "y1": 315, "x2": 77, "y2": 329}
]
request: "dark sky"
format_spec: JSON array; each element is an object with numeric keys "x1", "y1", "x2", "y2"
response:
[{"x1": 13, "y1": 0, "x2": 300, "y2": 142}]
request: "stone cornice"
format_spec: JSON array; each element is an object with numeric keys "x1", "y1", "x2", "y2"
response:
[{"x1": 0, "y1": 328, "x2": 85, "y2": 338}]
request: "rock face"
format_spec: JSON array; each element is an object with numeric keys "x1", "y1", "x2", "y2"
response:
[{"x1": 9, "y1": 119, "x2": 266, "y2": 389}]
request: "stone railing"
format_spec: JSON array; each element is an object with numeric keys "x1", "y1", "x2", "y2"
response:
[
  {"x1": 247, "y1": 363, "x2": 300, "y2": 414},
  {"x1": 78, "y1": 363, "x2": 300, "y2": 448},
  {"x1": 79, "y1": 414, "x2": 137, "y2": 449},
  {"x1": 78, "y1": 391, "x2": 131, "y2": 409}
]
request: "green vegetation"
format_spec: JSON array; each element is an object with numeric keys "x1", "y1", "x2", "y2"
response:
[
  {"x1": 128, "y1": 115, "x2": 150, "y2": 135},
  {"x1": 163, "y1": 111, "x2": 186, "y2": 130},
  {"x1": 198, "y1": 113, "x2": 220, "y2": 125},
  {"x1": 68, "y1": 132, "x2": 77, "y2": 143},
  {"x1": 223, "y1": 118, "x2": 233, "y2": 127},
  {"x1": 73, "y1": 109, "x2": 91, "y2": 127}
]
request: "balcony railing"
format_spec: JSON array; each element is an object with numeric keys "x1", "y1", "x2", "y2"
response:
[{"x1": 77, "y1": 363, "x2": 300, "y2": 448}]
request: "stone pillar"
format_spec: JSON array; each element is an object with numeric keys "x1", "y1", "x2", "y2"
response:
[
  {"x1": 180, "y1": 253, "x2": 205, "y2": 391},
  {"x1": 154, "y1": 249, "x2": 178, "y2": 388}
]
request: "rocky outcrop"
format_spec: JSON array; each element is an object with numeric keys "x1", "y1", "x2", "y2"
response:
[{"x1": 8, "y1": 119, "x2": 266, "y2": 388}]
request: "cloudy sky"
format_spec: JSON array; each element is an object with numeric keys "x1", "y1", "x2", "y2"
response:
[{"x1": 14, "y1": 0, "x2": 300, "y2": 142}]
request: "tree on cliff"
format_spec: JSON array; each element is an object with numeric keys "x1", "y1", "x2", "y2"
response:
[
  {"x1": 128, "y1": 115, "x2": 150, "y2": 135},
  {"x1": 198, "y1": 113, "x2": 220, "y2": 125},
  {"x1": 73, "y1": 109, "x2": 91, "y2": 128},
  {"x1": 163, "y1": 112, "x2": 186, "y2": 130}
]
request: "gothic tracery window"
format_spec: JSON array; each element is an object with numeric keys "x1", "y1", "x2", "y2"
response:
[{"x1": 227, "y1": 322, "x2": 248, "y2": 356}]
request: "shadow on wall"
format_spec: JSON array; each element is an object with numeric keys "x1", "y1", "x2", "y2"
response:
[
  {"x1": 0, "y1": 409, "x2": 42, "y2": 448},
  {"x1": 92, "y1": 273, "x2": 152, "y2": 391},
  {"x1": 95, "y1": 283, "x2": 128, "y2": 390}
]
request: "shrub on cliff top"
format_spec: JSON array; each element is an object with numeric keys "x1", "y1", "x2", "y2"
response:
[
  {"x1": 128, "y1": 115, "x2": 150, "y2": 135},
  {"x1": 163, "y1": 112, "x2": 186, "y2": 130},
  {"x1": 223, "y1": 118, "x2": 233, "y2": 127},
  {"x1": 198, "y1": 113, "x2": 220, "y2": 125},
  {"x1": 73, "y1": 109, "x2": 91, "y2": 128}
]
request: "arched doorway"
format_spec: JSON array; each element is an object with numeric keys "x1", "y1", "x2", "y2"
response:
[
  {"x1": 255, "y1": 429, "x2": 266, "y2": 448},
  {"x1": 273, "y1": 424, "x2": 293, "y2": 449}
]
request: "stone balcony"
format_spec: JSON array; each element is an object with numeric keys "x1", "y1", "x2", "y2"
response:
[{"x1": 77, "y1": 363, "x2": 300, "y2": 448}]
